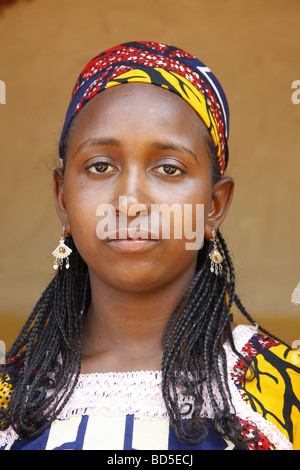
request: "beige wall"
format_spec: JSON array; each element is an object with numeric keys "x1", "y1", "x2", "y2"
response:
[{"x1": 0, "y1": 0, "x2": 299, "y2": 346}]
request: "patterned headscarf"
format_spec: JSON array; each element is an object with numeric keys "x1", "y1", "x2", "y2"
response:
[{"x1": 59, "y1": 41, "x2": 230, "y2": 175}]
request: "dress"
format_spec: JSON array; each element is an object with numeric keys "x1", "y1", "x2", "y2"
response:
[{"x1": 0, "y1": 325, "x2": 299, "y2": 450}]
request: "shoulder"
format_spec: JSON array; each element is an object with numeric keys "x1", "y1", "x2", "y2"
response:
[{"x1": 231, "y1": 325, "x2": 300, "y2": 449}]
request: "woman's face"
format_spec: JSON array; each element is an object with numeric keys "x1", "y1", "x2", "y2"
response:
[{"x1": 54, "y1": 83, "x2": 233, "y2": 292}]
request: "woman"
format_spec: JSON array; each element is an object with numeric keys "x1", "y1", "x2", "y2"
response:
[{"x1": 0, "y1": 41, "x2": 299, "y2": 450}]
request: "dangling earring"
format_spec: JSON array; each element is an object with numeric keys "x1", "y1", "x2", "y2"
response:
[
  {"x1": 209, "y1": 228, "x2": 223, "y2": 276},
  {"x1": 52, "y1": 225, "x2": 72, "y2": 270}
]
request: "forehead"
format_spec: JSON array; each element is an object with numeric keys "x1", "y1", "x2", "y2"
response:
[{"x1": 68, "y1": 82, "x2": 205, "y2": 138}]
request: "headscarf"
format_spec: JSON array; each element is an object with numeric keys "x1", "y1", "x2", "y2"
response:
[{"x1": 59, "y1": 41, "x2": 229, "y2": 175}]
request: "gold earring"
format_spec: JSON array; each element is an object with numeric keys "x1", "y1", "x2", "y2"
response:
[
  {"x1": 52, "y1": 225, "x2": 72, "y2": 270},
  {"x1": 209, "y1": 228, "x2": 223, "y2": 276}
]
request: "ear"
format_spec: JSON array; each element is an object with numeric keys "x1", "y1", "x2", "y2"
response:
[
  {"x1": 53, "y1": 168, "x2": 71, "y2": 235},
  {"x1": 204, "y1": 176, "x2": 234, "y2": 239}
]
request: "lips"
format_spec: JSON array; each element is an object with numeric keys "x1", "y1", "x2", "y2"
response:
[
  {"x1": 104, "y1": 227, "x2": 159, "y2": 252},
  {"x1": 106, "y1": 239, "x2": 158, "y2": 252},
  {"x1": 105, "y1": 226, "x2": 159, "y2": 241}
]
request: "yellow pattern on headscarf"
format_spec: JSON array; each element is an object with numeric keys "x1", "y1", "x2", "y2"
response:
[{"x1": 105, "y1": 67, "x2": 221, "y2": 160}]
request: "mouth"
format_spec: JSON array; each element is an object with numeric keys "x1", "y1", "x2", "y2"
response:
[
  {"x1": 105, "y1": 238, "x2": 159, "y2": 252},
  {"x1": 104, "y1": 227, "x2": 159, "y2": 252}
]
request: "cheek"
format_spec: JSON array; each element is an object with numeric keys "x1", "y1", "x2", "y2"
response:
[
  {"x1": 168, "y1": 180, "x2": 212, "y2": 232},
  {"x1": 63, "y1": 174, "x2": 100, "y2": 250},
  {"x1": 143, "y1": 187, "x2": 211, "y2": 260}
]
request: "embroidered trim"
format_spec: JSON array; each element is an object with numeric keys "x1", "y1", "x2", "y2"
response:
[{"x1": 57, "y1": 370, "x2": 169, "y2": 420}]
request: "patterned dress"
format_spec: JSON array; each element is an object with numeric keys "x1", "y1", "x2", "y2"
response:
[{"x1": 0, "y1": 325, "x2": 299, "y2": 450}]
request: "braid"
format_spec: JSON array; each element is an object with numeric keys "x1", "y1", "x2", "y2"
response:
[{"x1": 0, "y1": 237, "x2": 90, "y2": 437}]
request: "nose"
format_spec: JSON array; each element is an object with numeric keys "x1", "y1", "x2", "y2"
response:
[{"x1": 113, "y1": 166, "x2": 152, "y2": 217}]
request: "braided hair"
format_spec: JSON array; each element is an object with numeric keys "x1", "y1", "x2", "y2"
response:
[{"x1": 0, "y1": 121, "x2": 281, "y2": 447}]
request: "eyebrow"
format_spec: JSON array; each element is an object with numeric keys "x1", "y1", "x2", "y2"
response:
[
  {"x1": 73, "y1": 137, "x2": 121, "y2": 157},
  {"x1": 151, "y1": 142, "x2": 198, "y2": 162},
  {"x1": 73, "y1": 137, "x2": 198, "y2": 162}
]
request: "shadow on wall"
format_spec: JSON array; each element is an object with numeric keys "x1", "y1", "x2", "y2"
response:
[{"x1": 0, "y1": 0, "x2": 33, "y2": 14}]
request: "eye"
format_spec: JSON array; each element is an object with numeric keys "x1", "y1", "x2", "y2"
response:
[
  {"x1": 155, "y1": 164, "x2": 184, "y2": 177},
  {"x1": 86, "y1": 162, "x2": 115, "y2": 175}
]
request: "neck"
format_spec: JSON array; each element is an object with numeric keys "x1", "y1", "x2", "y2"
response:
[{"x1": 81, "y1": 266, "x2": 196, "y2": 374}]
